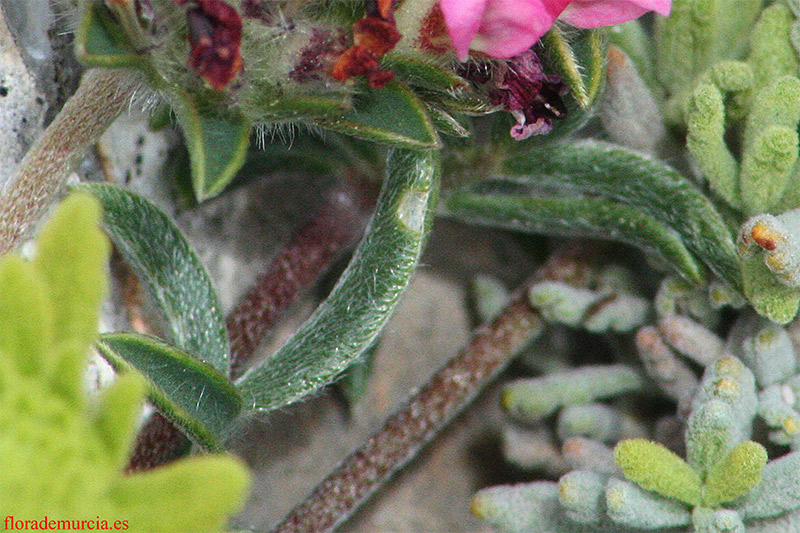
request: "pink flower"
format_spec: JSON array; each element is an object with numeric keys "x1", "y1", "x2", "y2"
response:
[{"x1": 440, "y1": 0, "x2": 671, "y2": 61}]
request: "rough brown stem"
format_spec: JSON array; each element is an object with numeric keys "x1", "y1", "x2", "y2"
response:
[
  {"x1": 0, "y1": 69, "x2": 139, "y2": 255},
  {"x1": 271, "y1": 244, "x2": 595, "y2": 532}
]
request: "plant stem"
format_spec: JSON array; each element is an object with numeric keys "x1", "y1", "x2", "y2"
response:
[
  {"x1": 0, "y1": 69, "x2": 139, "y2": 255},
  {"x1": 271, "y1": 244, "x2": 596, "y2": 533},
  {"x1": 228, "y1": 181, "x2": 377, "y2": 378},
  {"x1": 126, "y1": 412, "x2": 192, "y2": 473}
]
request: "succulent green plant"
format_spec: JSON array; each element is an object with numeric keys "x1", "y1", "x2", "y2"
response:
[{"x1": 0, "y1": 193, "x2": 250, "y2": 529}]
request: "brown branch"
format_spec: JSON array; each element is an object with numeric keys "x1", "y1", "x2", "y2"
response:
[
  {"x1": 0, "y1": 69, "x2": 140, "y2": 255},
  {"x1": 126, "y1": 412, "x2": 192, "y2": 473},
  {"x1": 271, "y1": 244, "x2": 596, "y2": 533}
]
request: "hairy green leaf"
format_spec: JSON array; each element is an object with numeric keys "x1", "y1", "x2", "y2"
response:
[
  {"x1": 76, "y1": 184, "x2": 230, "y2": 374},
  {"x1": 97, "y1": 333, "x2": 242, "y2": 450},
  {"x1": 503, "y1": 140, "x2": 740, "y2": 289},
  {"x1": 704, "y1": 441, "x2": 767, "y2": 507},
  {"x1": 740, "y1": 254, "x2": 800, "y2": 324},
  {"x1": 444, "y1": 187, "x2": 702, "y2": 283},
  {"x1": 382, "y1": 53, "x2": 468, "y2": 93},
  {"x1": 316, "y1": 81, "x2": 440, "y2": 149},
  {"x1": 541, "y1": 27, "x2": 606, "y2": 109},
  {"x1": 75, "y1": 0, "x2": 143, "y2": 68},
  {"x1": 170, "y1": 97, "x2": 251, "y2": 202},
  {"x1": 237, "y1": 149, "x2": 440, "y2": 411}
]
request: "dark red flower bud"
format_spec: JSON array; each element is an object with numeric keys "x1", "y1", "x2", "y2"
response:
[
  {"x1": 177, "y1": 0, "x2": 242, "y2": 90},
  {"x1": 330, "y1": 0, "x2": 401, "y2": 88}
]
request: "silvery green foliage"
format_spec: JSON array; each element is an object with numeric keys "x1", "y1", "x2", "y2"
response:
[
  {"x1": 475, "y1": 336, "x2": 800, "y2": 531},
  {"x1": 475, "y1": 273, "x2": 800, "y2": 532}
]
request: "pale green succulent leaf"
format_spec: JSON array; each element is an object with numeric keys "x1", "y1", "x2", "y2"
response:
[
  {"x1": 614, "y1": 438, "x2": 703, "y2": 506},
  {"x1": 605, "y1": 477, "x2": 692, "y2": 529},
  {"x1": 703, "y1": 441, "x2": 767, "y2": 507},
  {"x1": 77, "y1": 184, "x2": 230, "y2": 374},
  {"x1": 734, "y1": 452, "x2": 800, "y2": 520},
  {"x1": 740, "y1": 254, "x2": 800, "y2": 324},
  {"x1": 472, "y1": 482, "x2": 582, "y2": 532}
]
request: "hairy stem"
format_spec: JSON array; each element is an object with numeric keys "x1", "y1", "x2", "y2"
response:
[
  {"x1": 271, "y1": 244, "x2": 595, "y2": 532},
  {"x1": 0, "y1": 69, "x2": 139, "y2": 255}
]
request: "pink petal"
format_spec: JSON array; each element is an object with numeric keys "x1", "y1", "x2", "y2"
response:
[
  {"x1": 472, "y1": 0, "x2": 570, "y2": 59},
  {"x1": 560, "y1": 0, "x2": 671, "y2": 28},
  {"x1": 440, "y1": 0, "x2": 491, "y2": 60}
]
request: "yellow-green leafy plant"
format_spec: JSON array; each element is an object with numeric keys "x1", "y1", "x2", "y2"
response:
[{"x1": 0, "y1": 193, "x2": 250, "y2": 530}]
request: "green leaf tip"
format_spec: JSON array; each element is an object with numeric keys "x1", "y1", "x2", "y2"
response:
[
  {"x1": 316, "y1": 80, "x2": 441, "y2": 149},
  {"x1": 614, "y1": 438, "x2": 702, "y2": 506},
  {"x1": 542, "y1": 27, "x2": 606, "y2": 109},
  {"x1": 75, "y1": 0, "x2": 143, "y2": 68},
  {"x1": 703, "y1": 441, "x2": 767, "y2": 507},
  {"x1": 171, "y1": 98, "x2": 251, "y2": 202},
  {"x1": 740, "y1": 254, "x2": 800, "y2": 325},
  {"x1": 97, "y1": 333, "x2": 242, "y2": 449}
]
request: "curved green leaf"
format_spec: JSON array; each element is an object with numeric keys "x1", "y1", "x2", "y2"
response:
[
  {"x1": 426, "y1": 105, "x2": 471, "y2": 138},
  {"x1": 444, "y1": 187, "x2": 702, "y2": 283},
  {"x1": 244, "y1": 89, "x2": 350, "y2": 122},
  {"x1": 171, "y1": 97, "x2": 251, "y2": 202},
  {"x1": 97, "y1": 333, "x2": 242, "y2": 450},
  {"x1": 316, "y1": 80, "x2": 440, "y2": 149},
  {"x1": 75, "y1": 184, "x2": 230, "y2": 374},
  {"x1": 503, "y1": 140, "x2": 740, "y2": 289},
  {"x1": 541, "y1": 27, "x2": 606, "y2": 109},
  {"x1": 75, "y1": 0, "x2": 143, "y2": 68},
  {"x1": 381, "y1": 53, "x2": 468, "y2": 93},
  {"x1": 236, "y1": 149, "x2": 440, "y2": 411}
]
